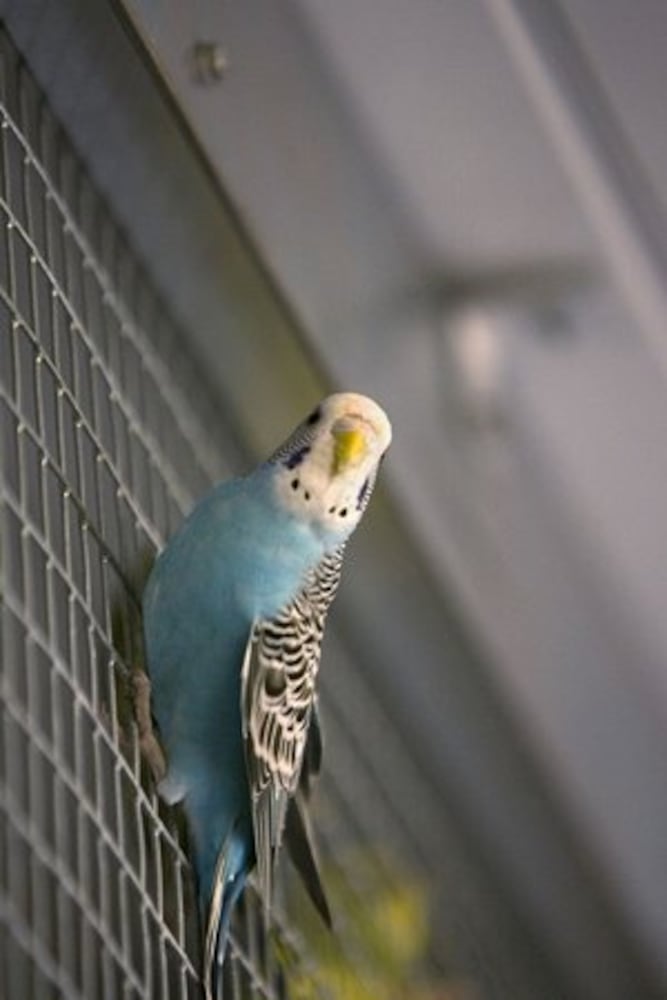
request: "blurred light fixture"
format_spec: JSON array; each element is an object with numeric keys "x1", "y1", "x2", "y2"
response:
[{"x1": 446, "y1": 304, "x2": 510, "y2": 429}]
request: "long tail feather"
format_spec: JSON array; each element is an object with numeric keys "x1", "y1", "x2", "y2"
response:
[
  {"x1": 203, "y1": 832, "x2": 249, "y2": 1000},
  {"x1": 284, "y1": 793, "x2": 332, "y2": 929}
]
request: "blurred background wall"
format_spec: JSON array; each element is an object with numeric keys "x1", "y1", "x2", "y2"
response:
[{"x1": 2, "y1": 1, "x2": 667, "y2": 998}]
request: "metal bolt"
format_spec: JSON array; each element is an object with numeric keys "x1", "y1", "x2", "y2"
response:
[{"x1": 190, "y1": 41, "x2": 228, "y2": 85}]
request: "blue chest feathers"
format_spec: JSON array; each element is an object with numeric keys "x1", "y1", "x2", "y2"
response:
[{"x1": 147, "y1": 468, "x2": 326, "y2": 633}]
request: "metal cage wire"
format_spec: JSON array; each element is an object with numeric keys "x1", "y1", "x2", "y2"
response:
[{"x1": 0, "y1": 28, "x2": 309, "y2": 1000}]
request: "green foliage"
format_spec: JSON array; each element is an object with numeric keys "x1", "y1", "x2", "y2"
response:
[{"x1": 284, "y1": 847, "x2": 469, "y2": 1000}]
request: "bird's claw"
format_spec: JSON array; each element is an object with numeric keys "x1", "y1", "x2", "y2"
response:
[{"x1": 132, "y1": 670, "x2": 167, "y2": 783}]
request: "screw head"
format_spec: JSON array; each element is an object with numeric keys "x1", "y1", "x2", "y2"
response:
[{"x1": 190, "y1": 42, "x2": 228, "y2": 85}]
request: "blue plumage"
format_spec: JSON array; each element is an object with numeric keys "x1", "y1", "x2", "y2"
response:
[
  {"x1": 143, "y1": 471, "x2": 326, "y2": 889},
  {"x1": 141, "y1": 393, "x2": 391, "y2": 997}
]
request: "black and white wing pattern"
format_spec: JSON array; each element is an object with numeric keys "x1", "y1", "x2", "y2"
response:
[{"x1": 240, "y1": 546, "x2": 344, "y2": 914}]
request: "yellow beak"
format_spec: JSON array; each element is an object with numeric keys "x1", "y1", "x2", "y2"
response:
[{"x1": 332, "y1": 427, "x2": 367, "y2": 475}]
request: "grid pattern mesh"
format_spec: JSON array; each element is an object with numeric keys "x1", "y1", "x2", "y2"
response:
[{"x1": 0, "y1": 29, "x2": 303, "y2": 1000}]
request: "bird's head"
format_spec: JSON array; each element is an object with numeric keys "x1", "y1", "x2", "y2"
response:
[{"x1": 269, "y1": 393, "x2": 392, "y2": 540}]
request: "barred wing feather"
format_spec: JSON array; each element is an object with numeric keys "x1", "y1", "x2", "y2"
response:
[{"x1": 240, "y1": 547, "x2": 343, "y2": 914}]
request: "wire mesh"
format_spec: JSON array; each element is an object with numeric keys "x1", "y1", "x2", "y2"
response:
[
  {"x1": 0, "y1": 27, "x2": 309, "y2": 1000},
  {"x1": 0, "y1": 18, "x2": 468, "y2": 1000}
]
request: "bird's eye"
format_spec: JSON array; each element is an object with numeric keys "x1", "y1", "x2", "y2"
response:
[
  {"x1": 291, "y1": 478, "x2": 299, "y2": 490},
  {"x1": 306, "y1": 406, "x2": 321, "y2": 426},
  {"x1": 339, "y1": 507, "x2": 348, "y2": 518},
  {"x1": 285, "y1": 445, "x2": 310, "y2": 470}
]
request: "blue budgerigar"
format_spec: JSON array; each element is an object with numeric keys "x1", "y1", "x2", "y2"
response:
[{"x1": 141, "y1": 392, "x2": 392, "y2": 997}]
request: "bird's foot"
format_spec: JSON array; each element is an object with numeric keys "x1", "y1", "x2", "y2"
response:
[{"x1": 132, "y1": 670, "x2": 167, "y2": 783}]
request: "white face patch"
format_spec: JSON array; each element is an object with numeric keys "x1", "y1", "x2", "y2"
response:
[{"x1": 270, "y1": 393, "x2": 391, "y2": 539}]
